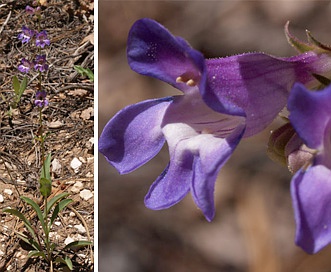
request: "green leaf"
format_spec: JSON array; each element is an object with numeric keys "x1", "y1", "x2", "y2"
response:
[
  {"x1": 74, "y1": 65, "x2": 94, "y2": 82},
  {"x1": 50, "y1": 198, "x2": 73, "y2": 226},
  {"x1": 54, "y1": 256, "x2": 73, "y2": 270},
  {"x1": 41, "y1": 153, "x2": 51, "y2": 181},
  {"x1": 19, "y1": 76, "x2": 28, "y2": 97},
  {"x1": 13, "y1": 76, "x2": 20, "y2": 94},
  {"x1": 39, "y1": 177, "x2": 52, "y2": 198},
  {"x1": 47, "y1": 192, "x2": 70, "y2": 214},
  {"x1": 64, "y1": 256, "x2": 73, "y2": 270},
  {"x1": 28, "y1": 250, "x2": 47, "y2": 260},
  {"x1": 64, "y1": 240, "x2": 92, "y2": 251},
  {"x1": 21, "y1": 196, "x2": 47, "y2": 237},
  {"x1": 3, "y1": 208, "x2": 38, "y2": 243},
  {"x1": 16, "y1": 232, "x2": 41, "y2": 251},
  {"x1": 13, "y1": 76, "x2": 28, "y2": 104}
]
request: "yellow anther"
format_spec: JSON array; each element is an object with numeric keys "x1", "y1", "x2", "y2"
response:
[
  {"x1": 176, "y1": 76, "x2": 197, "y2": 87},
  {"x1": 186, "y1": 79, "x2": 196, "y2": 87},
  {"x1": 176, "y1": 76, "x2": 185, "y2": 83}
]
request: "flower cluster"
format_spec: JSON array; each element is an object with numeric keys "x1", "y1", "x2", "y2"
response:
[
  {"x1": 99, "y1": 18, "x2": 331, "y2": 254},
  {"x1": 17, "y1": 4, "x2": 50, "y2": 108},
  {"x1": 18, "y1": 54, "x2": 49, "y2": 74}
]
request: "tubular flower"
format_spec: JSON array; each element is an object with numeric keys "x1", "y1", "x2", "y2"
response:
[
  {"x1": 18, "y1": 25, "x2": 35, "y2": 44},
  {"x1": 18, "y1": 58, "x2": 33, "y2": 73},
  {"x1": 36, "y1": 30, "x2": 50, "y2": 48},
  {"x1": 99, "y1": 18, "x2": 331, "y2": 221},
  {"x1": 34, "y1": 91, "x2": 49, "y2": 108},
  {"x1": 288, "y1": 83, "x2": 331, "y2": 254},
  {"x1": 34, "y1": 54, "x2": 49, "y2": 72}
]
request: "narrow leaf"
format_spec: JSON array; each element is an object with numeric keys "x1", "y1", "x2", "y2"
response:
[
  {"x1": 28, "y1": 250, "x2": 47, "y2": 259},
  {"x1": 13, "y1": 76, "x2": 20, "y2": 94},
  {"x1": 50, "y1": 198, "x2": 73, "y2": 226},
  {"x1": 41, "y1": 153, "x2": 51, "y2": 181},
  {"x1": 47, "y1": 192, "x2": 70, "y2": 214},
  {"x1": 54, "y1": 256, "x2": 73, "y2": 270},
  {"x1": 16, "y1": 232, "x2": 41, "y2": 251},
  {"x1": 21, "y1": 196, "x2": 47, "y2": 236},
  {"x1": 64, "y1": 256, "x2": 73, "y2": 270},
  {"x1": 3, "y1": 208, "x2": 38, "y2": 242},
  {"x1": 64, "y1": 240, "x2": 92, "y2": 251}
]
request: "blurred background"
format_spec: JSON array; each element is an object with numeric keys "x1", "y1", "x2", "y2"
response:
[{"x1": 98, "y1": 1, "x2": 331, "y2": 272}]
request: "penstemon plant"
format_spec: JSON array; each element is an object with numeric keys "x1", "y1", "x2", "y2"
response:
[{"x1": 3, "y1": 2, "x2": 92, "y2": 271}]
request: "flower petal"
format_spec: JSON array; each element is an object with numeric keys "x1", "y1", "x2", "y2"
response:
[
  {"x1": 99, "y1": 97, "x2": 172, "y2": 174},
  {"x1": 288, "y1": 83, "x2": 331, "y2": 150},
  {"x1": 127, "y1": 18, "x2": 205, "y2": 92},
  {"x1": 144, "y1": 160, "x2": 192, "y2": 211},
  {"x1": 191, "y1": 125, "x2": 245, "y2": 221},
  {"x1": 291, "y1": 165, "x2": 331, "y2": 253},
  {"x1": 203, "y1": 52, "x2": 331, "y2": 136},
  {"x1": 145, "y1": 120, "x2": 245, "y2": 220}
]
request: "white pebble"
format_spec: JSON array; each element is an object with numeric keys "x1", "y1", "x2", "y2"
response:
[
  {"x1": 4, "y1": 189, "x2": 12, "y2": 195},
  {"x1": 80, "y1": 189, "x2": 93, "y2": 201},
  {"x1": 71, "y1": 181, "x2": 84, "y2": 194},
  {"x1": 70, "y1": 157, "x2": 82, "y2": 173},
  {"x1": 64, "y1": 236, "x2": 75, "y2": 245},
  {"x1": 74, "y1": 224, "x2": 86, "y2": 234}
]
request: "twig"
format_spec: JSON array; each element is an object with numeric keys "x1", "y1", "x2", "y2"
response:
[
  {"x1": 67, "y1": 205, "x2": 94, "y2": 264},
  {"x1": 0, "y1": 10, "x2": 11, "y2": 36}
]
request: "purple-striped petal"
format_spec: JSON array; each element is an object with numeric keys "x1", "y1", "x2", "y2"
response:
[
  {"x1": 203, "y1": 52, "x2": 331, "y2": 136},
  {"x1": 291, "y1": 165, "x2": 331, "y2": 254},
  {"x1": 127, "y1": 18, "x2": 205, "y2": 92},
  {"x1": 99, "y1": 97, "x2": 172, "y2": 174},
  {"x1": 144, "y1": 91, "x2": 245, "y2": 220}
]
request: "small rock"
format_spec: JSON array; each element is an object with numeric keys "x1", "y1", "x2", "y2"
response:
[
  {"x1": 69, "y1": 211, "x2": 75, "y2": 217},
  {"x1": 85, "y1": 172, "x2": 93, "y2": 178},
  {"x1": 0, "y1": 195, "x2": 3, "y2": 203},
  {"x1": 86, "y1": 137, "x2": 94, "y2": 149},
  {"x1": 52, "y1": 158, "x2": 62, "y2": 176},
  {"x1": 74, "y1": 224, "x2": 86, "y2": 234},
  {"x1": 54, "y1": 221, "x2": 61, "y2": 226},
  {"x1": 4, "y1": 189, "x2": 12, "y2": 196},
  {"x1": 64, "y1": 236, "x2": 75, "y2": 245},
  {"x1": 16, "y1": 179, "x2": 26, "y2": 185},
  {"x1": 47, "y1": 120, "x2": 64, "y2": 128},
  {"x1": 0, "y1": 250, "x2": 4, "y2": 256},
  {"x1": 71, "y1": 181, "x2": 84, "y2": 194},
  {"x1": 70, "y1": 157, "x2": 82, "y2": 173},
  {"x1": 80, "y1": 189, "x2": 93, "y2": 201},
  {"x1": 49, "y1": 232, "x2": 61, "y2": 240}
]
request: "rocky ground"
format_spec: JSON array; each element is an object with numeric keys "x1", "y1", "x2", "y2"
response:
[{"x1": 0, "y1": 0, "x2": 94, "y2": 271}]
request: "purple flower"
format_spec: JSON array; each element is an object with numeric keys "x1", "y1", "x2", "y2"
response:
[
  {"x1": 288, "y1": 83, "x2": 331, "y2": 254},
  {"x1": 25, "y1": 5, "x2": 35, "y2": 14},
  {"x1": 34, "y1": 91, "x2": 49, "y2": 107},
  {"x1": 34, "y1": 54, "x2": 48, "y2": 72},
  {"x1": 36, "y1": 30, "x2": 50, "y2": 48},
  {"x1": 18, "y1": 26, "x2": 34, "y2": 44},
  {"x1": 25, "y1": 5, "x2": 40, "y2": 15},
  {"x1": 18, "y1": 58, "x2": 33, "y2": 73},
  {"x1": 99, "y1": 18, "x2": 331, "y2": 221}
]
